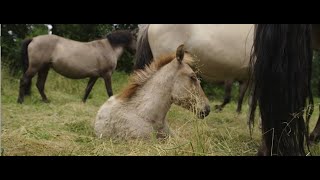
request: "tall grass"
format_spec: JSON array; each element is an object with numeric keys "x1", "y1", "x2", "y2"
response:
[{"x1": 1, "y1": 66, "x2": 319, "y2": 156}]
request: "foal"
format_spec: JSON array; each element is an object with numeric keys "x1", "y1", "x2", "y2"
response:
[{"x1": 95, "y1": 45, "x2": 211, "y2": 140}]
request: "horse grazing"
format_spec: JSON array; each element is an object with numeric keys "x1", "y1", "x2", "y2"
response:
[
  {"x1": 134, "y1": 24, "x2": 254, "y2": 113},
  {"x1": 17, "y1": 30, "x2": 137, "y2": 104},
  {"x1": 249, "y1": 24, "x2": 315, "y2": 156},
  {"x1": 95, "y1": 45, "x2": 211, "y2": 140}
]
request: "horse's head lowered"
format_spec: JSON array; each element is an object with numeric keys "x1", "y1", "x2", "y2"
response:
[{"x1": 106, "y1": 30, "x2": 137, "y2": 54}]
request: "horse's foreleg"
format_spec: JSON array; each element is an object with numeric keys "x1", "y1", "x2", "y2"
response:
[
  {"x1": 215, "y1": 80, "x2": 233, "y2": 112},
  {"x1": 102, "y1": 72, "x2": 113, "y2": 98},
  {"x1": 236, "y1": 80, "x2": 249, "y2": 114},
  {"x1": 82, "y1": 77, "x2": 98, "y2": 102},
  {"x1": 36, "y1": 67, "x2": 50, "y2": 103}
]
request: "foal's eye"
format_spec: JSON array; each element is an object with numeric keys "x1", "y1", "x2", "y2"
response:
[{"x1": 190, "y1": 75, "x2": 197, "y2": 81}]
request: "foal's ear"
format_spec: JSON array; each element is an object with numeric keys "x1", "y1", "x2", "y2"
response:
[{"x1": 176, "y1": 44, "x2": 185, "y2": 64}]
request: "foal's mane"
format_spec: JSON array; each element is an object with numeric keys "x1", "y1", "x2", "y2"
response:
[{"x1": 118, "y1": 52, "x2": 194, "y2": 100}]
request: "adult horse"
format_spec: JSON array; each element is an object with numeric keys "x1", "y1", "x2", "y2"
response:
[
  {"x1": 135, "y1": 24, "x2": 320, "y2": 154},
  {"x1": 17, "y1": 30, "x2": 137, "y2": 104},
  {"x1": 214, "y1": 79, "x2": 248, "y2": 113},
  {"x1": 249, "y1": 24, "x2": 320, "y2": 156},
  {"x1": 135, "y1": 24, "x2": 254, "y2": 113},
  {"x1": 95, "y1": 45, "x2": 210, "y2": 139}
]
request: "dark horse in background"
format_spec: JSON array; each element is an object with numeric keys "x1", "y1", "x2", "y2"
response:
[
  {"x1": 17, "y1": 30, "x2": 137, "y2": 104},
  {"x1": 249, "y1": 24, "x2": 320, "y2": 156}
]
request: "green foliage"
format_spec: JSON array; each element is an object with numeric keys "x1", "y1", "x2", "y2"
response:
[
  {"x1": 1, "y1": 24, "x2": 48, "y2": 76},
  {"x1": 1, "y1": 24, "x2": 137, "y2": 76},
  {"x1": 27, "y1": 24, "x2": 49, "y2": 37},
  {"x1": 116, "y1": 51, "x2": 135, "y2": 73},
  {"x1": 51, "y1": 24, "x2": 114, "y2": 41}
]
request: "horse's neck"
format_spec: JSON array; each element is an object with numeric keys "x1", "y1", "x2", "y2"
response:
[
  {"x1": 113, "y1": 46, "x2": 124, "y2": 60},
  {"x1": 131, "y1": 61, "x2": 178, "y2": 123},
  {"x1": 94, "y1": 39, "x2": 125, "y2": 60}
]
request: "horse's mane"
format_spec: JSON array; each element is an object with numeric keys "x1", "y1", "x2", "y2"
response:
[
  {"x1": 106, "y1": 30, "x2": 133, "y2": 47},
  {"x1": 118, "y1": 52, "x2": 194, "y2": 100}
]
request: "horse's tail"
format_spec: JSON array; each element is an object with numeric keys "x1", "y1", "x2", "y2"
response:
[
  {"x1": 21, "y1": 38, "x2": 33, "y2": 95},
  {"x1": 134, "y1": 24, "x2": 154, "y2": 70},
  {"x1": 249, "y1": 24, "x2": 313, "y2": 156}
]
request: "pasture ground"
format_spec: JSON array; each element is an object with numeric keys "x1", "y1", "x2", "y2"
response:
[{"x1": 1, "y1": 67, "x2": 319, "y2": 156}]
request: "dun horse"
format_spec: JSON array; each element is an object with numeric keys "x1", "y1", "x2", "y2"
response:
[
  {"x1": 17, "y1": 30, "x2": 137, "y2": 103},
  {"x1": 135, "y1": 24, "x2": 320, "y2": 145},
  {"x1": 134, "y1": 24, "x2": 254, "y2": 113},
  {"x1": 95, "y1": 45, "x2": 210, "y2": 139}
]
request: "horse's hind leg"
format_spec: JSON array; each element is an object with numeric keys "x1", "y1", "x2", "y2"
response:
[
  {"x1": 236, "y1": 80, "x2": 249, "y2": 114},
  {"x1": 309, "y1": 107, "x2": 320, "y2": 143},
  {"x1": 25, "y1": 79, "x2": 32, "y2": 96},
  {"x1": 102, "y1": 72, "x2": 113, "y2": 98},
  {"x1": 215, "y1": 80, "x2": 232, "y2": 112},
  {"x1": 36, "y1": 66, "x2": 50, "y2": 103},
  {"x1": 82, "y1": 77, "x2": 98, "y2": 102},
  {"x1": 17, "y1": 70, "x2": 37, "y2": 103}
]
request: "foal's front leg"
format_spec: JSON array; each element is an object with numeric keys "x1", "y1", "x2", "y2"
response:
[{"x1": 163, "y1": 119, "x2": 176, "y2": 138}]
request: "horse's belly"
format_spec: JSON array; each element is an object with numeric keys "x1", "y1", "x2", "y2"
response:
[
  {"x1": 149, "y1": 24, "x2": 254, "y2": 82},
  {"x1": 198, "y1": 60, "x2": 249, "y2": 82},
  {"x1": 51, "y1": 58, "x2": 99, "y2": 79},
  {"x1": 191, "y1": 49, "x2": 250, "y2": 82}
]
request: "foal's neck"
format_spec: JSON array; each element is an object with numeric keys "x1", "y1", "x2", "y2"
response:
[{"x1": 132, "y1": 61, "x2": 178, "y2": 123}]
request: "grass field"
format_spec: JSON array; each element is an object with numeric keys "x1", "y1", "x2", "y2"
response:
[{"x1": 1, "y1": 67, "x2": 320, "y2": 156}]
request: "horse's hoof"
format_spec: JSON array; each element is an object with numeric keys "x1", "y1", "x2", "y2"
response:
[
  {"x1": 43, "y1": 99, "x2": 50, "y2": 103},
  {"x1": 309, "y1": 133, "x2": 320, "y2": 144},
  {"x1": 236, "y1": 110, "x2": 242, "y2": 114},
  {"x1": 17, "y1": 99, "x2": 23, "y2": 104},
  {"x1": 214, "y1": 105, "x2": 223, "y2": 112}
]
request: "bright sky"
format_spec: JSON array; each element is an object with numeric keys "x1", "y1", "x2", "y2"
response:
[{"x1": 46, "y1": 24, "x2": 52, "y2": 34}]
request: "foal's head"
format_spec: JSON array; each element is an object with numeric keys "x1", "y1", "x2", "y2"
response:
[
  {"x1": 171, "y1": 45, "x2": 210, "y2": 119},
  {"x1": 106, "y1": 30, "x2": 137, "y2": 54}
]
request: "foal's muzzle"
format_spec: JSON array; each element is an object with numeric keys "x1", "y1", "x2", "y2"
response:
[{"x1": 198, "y1": 105, "x2": 211, "y2": 119}]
